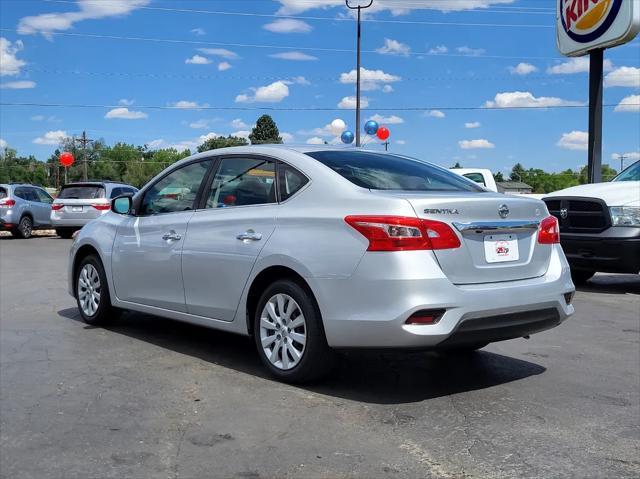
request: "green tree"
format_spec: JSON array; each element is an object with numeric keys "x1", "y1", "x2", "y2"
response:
[
  {"x1": 249, "y1": 115, "x2": 282, "y2": 145},
  {"x1": 451, "y1": 161, "x2": 463, "y2": 169},
  {"x1": 493, "y1": 171, "x2": 505, "y2": 182},
  {"x1": 578, "y1": 164, "x2": 618, "y2": 184},
  {"x1": 197, "y1": 135, "x2": 248, "y2": 153}
]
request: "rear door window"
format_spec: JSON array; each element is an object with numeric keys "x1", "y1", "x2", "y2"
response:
[
  {"x1": 205, "y1": 158, "x2": 276, "y2": 208},
  {"x1": 58, "y1": 184, "x2": 106, "y2": 199},
  {"x1": 307, "y1": 151, "x2": 484, "y2": 192},
  {"x1": 279, "y1": 163, "x2": 309, "y2": 201}
]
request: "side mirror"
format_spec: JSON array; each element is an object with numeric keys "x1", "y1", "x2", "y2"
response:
[{"x1": 111, "y1": 195, "x2": 132, "y2": 215}]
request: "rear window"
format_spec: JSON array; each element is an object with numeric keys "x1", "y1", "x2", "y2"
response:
[
  {"x1": 307, "y1": 151, "x2": 484, "y2": 192},
  {"x1": 58, "y1": 184, "x2": 105, "y2": 199},
  {"x1": 0, "y1": 187, "x2": 6, "y2": 199}
]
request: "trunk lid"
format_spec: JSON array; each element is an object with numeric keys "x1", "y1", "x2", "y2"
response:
[{"x1": 374, "y1": 191, "x2": 551, "y2": 284}]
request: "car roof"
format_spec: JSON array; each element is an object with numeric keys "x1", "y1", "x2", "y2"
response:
[{"x1": 61, "y1": 181, "x2": 136, "y2": 188}]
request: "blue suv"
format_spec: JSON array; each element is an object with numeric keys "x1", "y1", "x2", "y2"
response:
[{"x1": 0, "y1": 183, "x2": 54, "y2": 238}]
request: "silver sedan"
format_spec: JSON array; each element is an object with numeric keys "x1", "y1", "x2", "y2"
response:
[{"x1": 68, "y1": 146, "x2": 575, "y2": 382}]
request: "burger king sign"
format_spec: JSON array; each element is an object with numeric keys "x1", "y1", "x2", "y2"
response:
[{"x1": 557, "y1": 0, "x2": 639, "y2": 56}]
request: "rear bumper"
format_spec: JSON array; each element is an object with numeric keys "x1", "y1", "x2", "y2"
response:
[
  {"x1": 50, "y1": 216, "x2": 96, "y2": 227},
  {"x1": 312, "y1": 245, "x2": 574, "y2": 349},
  {"x1": 560, "y1": 227, "x2": 640, "y2": 274}
]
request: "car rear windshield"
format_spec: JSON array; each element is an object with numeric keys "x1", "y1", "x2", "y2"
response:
[
  {"x1": 0, "y1": 187, "x2": 7, "y2": 199},
  {"x1": 306, "y1": 151, "x2": 485, "y2": 192},
  {"x1": 58, "y1": 184, "x2": 106, "y2": 199}
]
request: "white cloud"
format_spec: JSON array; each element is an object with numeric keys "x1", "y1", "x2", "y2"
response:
[
  {"x1": 118, "y1": 98, "x2": 134, "y2": 106},
  {"x1": 33, "y1": 130, "x2": 67, "y2": 145},
  {"x1": 31, "y1": 115, "x2": 45, "y2": 121},
  {"x1": 189, "y1": 119, "x2": 211, "y2": 129},
  {"x1": 236, "y1": 81, "x2": 290, "y2": 103},
  {"x1": 191, "y1": 28, "x2": 206, "y2": 36},
  {"x1": 611, "y1": 151, "x2": 640, "y2": 162},
  {"x1": 465, "y1": 121, "x2": 481, "y2": 129},
  {"x1": 0, "y1": 139, "x2": 7, "y2": 149},
  {"x1": 547, "y1": 57, "x2": 613, "y2": 75},
  {"x1": 264, "y1": 19, "x2": 312, "y2": 33},
  {"x1": 105, "y1": 107, "x2": 148, "y2": 120},
  {"x1": 0, "y1": 80, "x2": 36, "y2": 89},
  {"x1": 275, "y1": 0, "x2": 515, "y2": 15},
  {"x1": 557, "y1": 131, "x2": 588, "y2": 151},
  {"x1": 289, "y1": 75, "x2": 310, "y2": 85},
  {"x1": 339, "y1": 67, "x2": 401, "y2": 91},
  {"x1": 382, "y1": 85, "x2": 394, "y2": 93},
  {"x1": 185, "y1": 55, "x2": 211, "y2": 65},
  {"x1": 457, "y1": 46, "x2": 485, "y2": 56},
  {"x1": 426, "y1": 110, "x2": 445, "y2": 118},
  {"x1": 376, "y1": 38, "x2": 410, "y2": 57},
  {"x1": 396, "y1": 140, "x2": 406, "y2": 145},
  {"x1": 484, "y1": 91, "x2": 584, "y2": 108},
  {"x1": 509, "y1": 62, "x2": 537, "y2": 76},
  {"x1": 614, "y1": 95, "x2": 640, "y2": 112},
  {"x1": 281, "y1": 132, "x2": 294, "y2": 143},
  {"x1": 306, "y1": 137, "x2": 325, "y2": 145},
  {"x1": 429, "y1": 45, "x2": 448, "y2": 54},
  {"x1": 459, "y1": 139, "x2": 495, "y2": 149},
  {"x1": 218, "y1": 61, "x2": 232, "y2": 71},
  {"x1": 171, "y1": 100, "x2": 209, "y2": 109},
  {"x1": 197, "y1": 48, "x2": 238, "y2": 59},
  {"x1": 605, "y1": 67, "x2": 640, "y2": 88},
  {"x1": 368, "y1": 114, "x2": 404, "y2": 125},
  {"x1": 338, "y1": 96, "x2": 369, "y2": 109},
  {"x1": 231, "y1": 130, "x2": 252, "y2": 139},
  {"x1": 231, "y1": 119, "x2": 250, "y2": 129},
  {"x1": 269, "y1": 51, "x2": 318, "y2": 61},
  {"x1": 0, "y1": 38, "x2": 26, "y2": 76},
  {"x1": 18, "y1": 0, "x2": 150, "y2": 38}
]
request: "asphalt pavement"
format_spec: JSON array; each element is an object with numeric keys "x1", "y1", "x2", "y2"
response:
[{"x1": 1, "y1": 237, "x2": 639, "y2": 479}]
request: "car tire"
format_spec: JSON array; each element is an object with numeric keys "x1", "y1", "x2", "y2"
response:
[
  {"x1": 12, "y1": 216, "x2": 33, "y2": 239},
  {"x1": 253, "y1": 279, "x2": 336, "y2": 383},
  {"x1": 75, "y1": 254, "x2": 117, "y2": 326},
  {"x1": 571, "y1": 269, "x2": 595, "y2": 284},
  {"x1": 56, "y1": 228, "x2": 74, "y2": 239}
]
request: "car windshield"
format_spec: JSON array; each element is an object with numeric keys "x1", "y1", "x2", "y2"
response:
[
  {"x1": 613, "y1": 161, "x2": 640, "y2": 182},
  {"x1": 58, "y1": 184, "x2": 105, "y2": 199},
  {"x1": 307, "y1": 150, "x2": 485, "y2": 192}
]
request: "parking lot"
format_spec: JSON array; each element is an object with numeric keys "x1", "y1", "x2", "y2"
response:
[{"x1": 0, "y1": 236, "x2": 638, "y2": 479}]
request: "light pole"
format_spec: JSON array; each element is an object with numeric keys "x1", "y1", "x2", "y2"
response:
[{"x1": 345, "y1": 0, "x2": 373, "y2": 147}]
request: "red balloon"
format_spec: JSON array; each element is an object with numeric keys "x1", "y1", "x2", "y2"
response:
[
  {"x1": 377, "y1": 127, "x2": 390, "y2": 141},
  {"x1": 59, "y1": 151, "x2": 74, "y2": 167}
]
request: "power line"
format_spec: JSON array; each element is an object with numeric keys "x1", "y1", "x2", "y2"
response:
[{"x1": 3, "y1": 101, "x2": 636, "y2": 112}]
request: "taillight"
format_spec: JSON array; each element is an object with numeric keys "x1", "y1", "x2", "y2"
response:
[
  {"x1": 0, "y1": 198, "x2": 16, "y2": 208},
  {"x1": 344, "y1": 215, "x2": 461, "y2": 251},
  {"x1": 91, "y1": 203, "x2": 111, "y2": 211},
  {"x1": 51, "y1": 203, "x2": 64, "y2": 211},
  {"x1": 538, "y1": 216, "x2": 560, "y2": 244}
]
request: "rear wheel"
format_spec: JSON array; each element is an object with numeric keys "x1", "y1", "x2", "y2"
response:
[
  {"x1": 75, "y1": 255, "x2": 116, "y2": 325},
  {"x1": 12, "y1": 216, "x2": 33, "y2": 239},
  {"x1": 253, "y1": 280, "x2": 335, "y2": 383},
  {"x1": 56, "y1": 228, "x2": 75, "y2": 239},
  {"x1": 571, "y1": 269, "x2": 595, "y2": 284}
]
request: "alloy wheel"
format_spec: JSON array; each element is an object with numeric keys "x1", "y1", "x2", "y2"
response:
[
  {"x1": 259, "y1": 293, "x2": 307, "y2": 370},
  {"x1": 19, "y1": 218, "x2": 32, "y2": 238},
  {"x1": 78, "y1": 264, "x2": 101, "y2": 317}
]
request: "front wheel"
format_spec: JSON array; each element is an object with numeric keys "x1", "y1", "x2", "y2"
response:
[
  {"x1": 254, "y1": 280, "x2": 335, "y2": 383},
  {"x1": 75, "y1": 255, "x2": 116, "y2": 325}
]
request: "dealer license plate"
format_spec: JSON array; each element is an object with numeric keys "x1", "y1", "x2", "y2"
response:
[
  {"x1": 72, "y1": 206, "x2": 83, "y2": 212},
  {"x1": 484, "y1": 234, "x2": 519, "y2": 263}
]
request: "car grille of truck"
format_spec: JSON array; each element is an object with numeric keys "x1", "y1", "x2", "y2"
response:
[{"x1": 543, "y1": 198, "x2": 610, "y2": 234}]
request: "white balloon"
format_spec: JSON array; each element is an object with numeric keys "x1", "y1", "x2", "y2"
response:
[{"x1": 330, "y1": 119, "x2": 346, "y2": 135}]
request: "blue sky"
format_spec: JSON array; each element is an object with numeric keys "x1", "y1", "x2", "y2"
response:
[{"x1": 0, "y1": 0, "x2": 639, "y2": 174}]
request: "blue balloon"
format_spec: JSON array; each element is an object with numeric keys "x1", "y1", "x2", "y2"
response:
[
  {"x1": 341, "y1": 130, "x2": 355, "y2": 144},
  {"x1": 364, "y1": 120, "x2": 379, "y2": 135}
]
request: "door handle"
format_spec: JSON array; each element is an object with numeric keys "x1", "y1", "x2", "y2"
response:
[
  {"x1": 236, "y1": 230, "x2": 262, "y2": 242},
  {"x1": 162, "y1": 230, "x2": 182, "y2": 241}
]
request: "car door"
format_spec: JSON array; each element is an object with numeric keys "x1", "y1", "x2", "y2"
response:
[
  {"x1": 181, "y1": 156, "x2": 280, "y2": 321},
  {"x1": 111, "y1": 160, "x2": 212, "y2": 312},
  {"x1": 33, "y1": 188, "x2": 53, "y2": 225}
]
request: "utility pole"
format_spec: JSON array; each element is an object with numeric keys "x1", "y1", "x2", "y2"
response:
[
  {"x1": 616, "y1": 154, "x2": 627, "y2": 172},
  {"x1": 74, "y1": 131, "x2": 94, "y2": 181},
  {"x1": 345, "y1": 0, "x2": 373, "y2": 147},
  {"x1": 383, "y1": 141, "x2": 389, "y2": 151}
]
